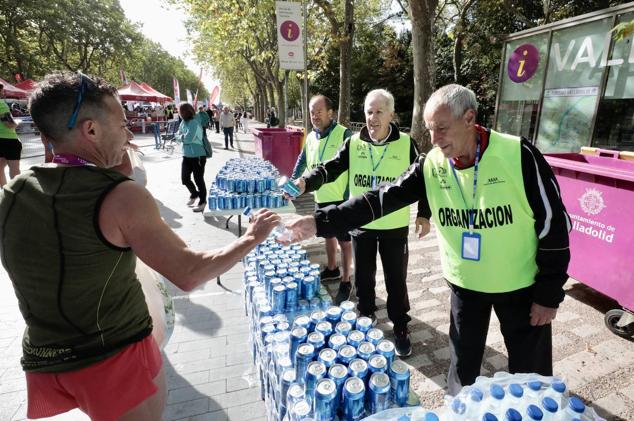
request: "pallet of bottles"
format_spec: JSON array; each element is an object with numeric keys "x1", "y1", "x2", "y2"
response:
[{"x1": 243, "y1": 238, "x2": 421, "y2": 421}]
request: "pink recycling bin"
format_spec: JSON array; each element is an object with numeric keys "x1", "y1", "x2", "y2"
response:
[
  {"x1": 252, "y1": 128, "x2": 304, "y2": 177},
  {"x1": 545, "y1": 149, "x2": 634, "y2": 338}
]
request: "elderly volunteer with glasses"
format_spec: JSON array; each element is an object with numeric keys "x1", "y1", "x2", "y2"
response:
[{"x1": 0, "y1": 72, "x2": 280, "y2": 421}]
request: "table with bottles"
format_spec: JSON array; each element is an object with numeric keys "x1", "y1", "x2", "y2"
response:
[{"x1": 203, "y1": 157, "x2": 296, "y2": 235}]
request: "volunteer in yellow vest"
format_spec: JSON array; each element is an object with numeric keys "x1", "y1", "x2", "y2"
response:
[
  {"x1": 290, "y1": 95, "x2": 354, "y2": 304},
  {"x1": 285, "y1": 84, "x2": 571, "y2": 393},
  {"x1": 0, "y1": 84, "x2": 22, "y2": 186},
  {"x1": 293, "y1": 89, "x2": 428, "y2": 357}
]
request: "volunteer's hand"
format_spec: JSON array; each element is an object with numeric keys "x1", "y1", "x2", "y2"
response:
[
  {"x1": 529, "y1": 303, "x2": 558, "y2": 326},
  {"x1": 277, "y1": 215, "x2": 316, "y2": 245},
  {"x1": 415, "y1": 217, "x2": 431, "y2": 239},
  {"x1": 245, "y1": 209, "x2": 281, "y2": 243},
  {"x1": 283, "y1": 178, "x2": 306, "y2": 200}
]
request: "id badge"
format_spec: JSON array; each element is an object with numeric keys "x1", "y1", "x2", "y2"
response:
[{"x1": 461, "y1": 231, "x2": 481, "y2": 261}]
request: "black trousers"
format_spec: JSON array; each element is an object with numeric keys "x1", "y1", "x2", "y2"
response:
[
  {"x1": 214, "y1": 120, "x2": 220, "y2": 133},
  {"x1": 351, "y1": 236, "x2": 411, "y2": 330},
  {"x1": 447, "y1": 283, "x2": 553, "y2": 395},
  {"x1": 181, "y1": 156, "x2": 207, "y2": 204},
  {"x1": 223, "y1": 127, "x2": 234, "y2": 148}
]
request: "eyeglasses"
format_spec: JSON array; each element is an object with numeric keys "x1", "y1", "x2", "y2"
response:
[{"x1": 66, "y1": 72, "x2": 94, "y2": 130}]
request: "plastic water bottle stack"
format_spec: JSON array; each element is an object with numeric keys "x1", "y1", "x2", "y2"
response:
[
  {"x1": 242, "y1": 239, "x2": 418, "y2": 421},
  {"x1": 208, "y1": 157, "x2": 290, "y2": 210},
  {"x1": 446, "y1": 373, "x2": 605, "y2": 421}
]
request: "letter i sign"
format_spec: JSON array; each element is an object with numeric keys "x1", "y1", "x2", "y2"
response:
[{"x1": 281, "y1": 21, "x2": 300, "y2": 42}]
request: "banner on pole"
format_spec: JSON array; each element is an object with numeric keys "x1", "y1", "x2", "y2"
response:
[
  {"x1": 275, "y1": 1, "x2": 304, "y2": 70},
  {"x1": 193, "y1": 68, "x2": 203, "y2": 109},
  {"x1": 209, "y1": 85, "x2": 221, "y2": 105},
  {"x1": 186, "y1": 89, "x2": 193, "y2": 104},
  {"x1": 173, "y1": 78, "x2": 181, "y2": 104}
]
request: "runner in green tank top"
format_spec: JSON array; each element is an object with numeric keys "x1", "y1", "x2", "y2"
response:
[{"x1": 0, "y1": 72, "x2": 281, "y2": 420}]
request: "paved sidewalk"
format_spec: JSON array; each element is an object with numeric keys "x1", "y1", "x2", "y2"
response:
[{"x1": 0, "y1": 122, "x2": 632, "y2": 420}]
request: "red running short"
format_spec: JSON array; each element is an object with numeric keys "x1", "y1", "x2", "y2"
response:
[{"x1": 26, "y1": 335, "x2": 162, "y2": 421}]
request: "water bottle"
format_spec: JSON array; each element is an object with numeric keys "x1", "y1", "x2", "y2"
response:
[
  {"x1": 464, "y1": 387, "x2": 484, "y2": 420},
  {"x1": 559, "y1": 396, "x2": 587, "y2": 420},
  {"x1": 279, "y1": 176, "x2": 301, "y2": 197},
  {"x1": 541, "y1": 397, "x2": 558, "y2": 421},
  {"x1": 449, "y1": 397, "x2": 467, "y2": 420},
  {"x1": 525, "y1": 381, "x2": 543, "y2": 404},
  {"x1": 243, "y1": 206, "x2": 293, "y2": 242},
  {"x1": 482, "y1": 383, "x2": 506, "y2": 417},
  {"x1": 526, "y1": 404, "x2": 543, "y2": 421},
  {"x1": 507, "y1": 383, "x2": 525, "y2": 416},
  {"x1": 543, "y1": 382, "x2": 567, "y2": 410}
]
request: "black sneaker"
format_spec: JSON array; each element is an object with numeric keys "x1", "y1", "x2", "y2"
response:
[
  {"x1": 394, "y1": 327, "x2": 412, "y2": 357},
  {"x1": 320, "y1": 267, "x2": 342, "y2": 282},
  {"x1": 334, "y1": 281, "x2": 352, "y2": 305}
]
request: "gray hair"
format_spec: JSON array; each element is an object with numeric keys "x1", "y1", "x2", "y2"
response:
[
  {"x1": 424, "y1": 84, "x2": 478, "y2": 118},
  {"x1": 364, "y1": 89, "x2": 395, "y2": 113}
]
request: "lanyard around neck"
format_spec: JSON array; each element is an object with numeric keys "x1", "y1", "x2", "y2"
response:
[
  {"x1": 449, "y1": 135, "x2": 481, "y2": 232},
  {"x1": 317, "y1": 126, "x2": 334, "y2": 162},
  {"x1": 52, "y1": 154, "x2": 95, "y2": 166},
  {"x1": 369, "y1": 142, "x2": 389, "y2": 173}
]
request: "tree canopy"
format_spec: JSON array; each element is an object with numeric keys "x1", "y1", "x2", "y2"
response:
[{"x1": 0, "y1": 0, "x2": 207, "y2": 101}]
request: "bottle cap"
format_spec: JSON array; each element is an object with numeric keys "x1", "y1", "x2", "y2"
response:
[
  {"x1": 424, "y1": 412, "x2": 439, "y2": 421},
  {"x1": 527, "y1": 404, "x2": 543, "y2": 420},
  {"x1": 451, "y1": 398, "x2": 466, "y2": 415},
  {"x1": 528, "y1": 380, "x2": 542, "y2": 391},
  {"x1": 469, "y1": 387, "x2": 484, "y2": 402},
  {"x1": 509, "y1": 383, "x2": 523, "y2": 398},
  {"x1": 568, "y1": 396, "x2": 586, "y2": 413},
  {"x1": 542, "y1": 396, "x2": 558, "y2": 413},
  {"x1": 505, "y1": 408, "x2": 522, "y2": 421},
  {"x1": 551, "y1": 381, "x2": 566, "y2": 393},
  {"x1": 490, "y1": 383, "x2": 505, "y2": 400}
]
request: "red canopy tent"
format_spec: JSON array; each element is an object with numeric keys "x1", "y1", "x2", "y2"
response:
[
  {"x1": 117, "y1": 81, "x2": 162, "y2": 102},
  {"x1": 140, "y1": 83, "x2": 172, "y2": 103},
  {"x1": 14, "y1": 79, "x2": 38, "y2": 94},
  {"x1": 0, "y1": 78, "x2": 28, "y2": 99}
]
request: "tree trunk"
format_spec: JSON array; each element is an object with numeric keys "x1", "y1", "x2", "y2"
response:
[
  {"x1": 409, "y1": 0, "x2": 438, "y2": 152},
  {"x1": 298, "y1": 72, "x2": 308, "y2": 129},
  {"x1": 338, "y1": 0, "x2": 354, "y2": 126},
  {"x1": 453, "y1": 31, "x2": 463, "y2": 84},
  {"x1": 275, "y1": 78, "x2": 286, "y2": 129},
  {"x1": 267, "y1": 83, "x2": 275, "y2": 111}
]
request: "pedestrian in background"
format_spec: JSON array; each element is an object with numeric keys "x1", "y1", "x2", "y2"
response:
[
  {"x1": 0, "y1": 84, "x2": 21, "y2": 186},
  {"x1": 177, "y1": 103, "x2": 208, "y2": 212},
  {"x1": 240, "y1": 110, "x2": 249, "y2": 133},
  {"x1": 220, "y1": 106, "x2": 234, "y2": 149}
]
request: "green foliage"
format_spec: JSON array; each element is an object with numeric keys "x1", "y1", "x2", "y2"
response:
[
  {"x1": 0, "y1": 0, "x2": 205, "y2": 100},
  {"x1": 612, "y1": 19, "x2": 634, "y2": 41}
]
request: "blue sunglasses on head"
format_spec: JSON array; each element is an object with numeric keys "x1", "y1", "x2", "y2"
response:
[{"x1": 66, "y1": 72, "x2": 95, "y2": 130}]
